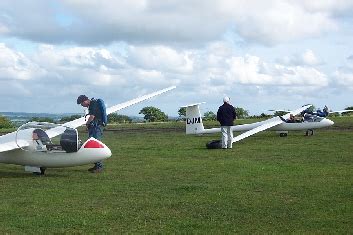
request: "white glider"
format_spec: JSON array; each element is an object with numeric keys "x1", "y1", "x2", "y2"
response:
[
  {"x1": 182, "y1": 103, "x2": 334, "y2": 144},
  {"x1": 0, "y1": 86, "x2": 176, "y2": 174}
]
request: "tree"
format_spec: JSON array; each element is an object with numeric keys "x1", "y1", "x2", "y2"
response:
[
  {"x1": 342, "y1": 106, "x2": 353, "y2": 116},
  {"x1": 260, "y1": 113, "x2": 271, "y2": 118},
  {"x1": 139, "y1": 106, "x2": 168, "y2": 122},
  {"x1": 108, "y1": 113, "x2": 132, "y2": 123},
  {"x1": 273, "y1": 111, "x2": 288, "y2": 117},
  {"x1": 178, "y1": 107, "x2": 186, "y2": 117},
  {"x1": 178, "y1": 107, "x2": 186, "y2": 119},
  {"x1": 60, "y1": 115, "x2": 82, "y2": 123},
  {"x1": 203, "y1": 111, "x2": 216, "y2": 121},
  {"x1": 30, "y1": 117, "x2": 55, "y2": 123},
  {"x1": 235, "y1": 107, "x2": 249, "y2": 119},
  {"x1": 0, "y1": 115, "x2": 13, "y2": 129}
]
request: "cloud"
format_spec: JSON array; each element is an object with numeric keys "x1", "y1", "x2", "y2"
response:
[
  {"x1": 223, "y1": 1, "x2": 339, "y2": 45},
  {"x1": 335, "y1": 70, "x2": 353, "y2": 88},
  {"x1": 0, "y1": 43, "x2": 46, "y2": 81},
  {"x1": 296, "y1": 0, "x2": 353, "y2": 16},
  {"x1": 279, "y1": 50, "x2": 322, "y2": 66},
  {"x1": 347, "y1": 54, "x2": 353, "y2": 66},
  {"x1": 126, "y1": 45, "x2": 193, "y2": 73},
  {"x1": 0, "y1": 1, "x2": 352, "y2": 46},
  {"x1": 225, "y1": 55, "x2": 327, "y2": 86},
  {"x1": 334, "y1": 56, "x2": 353, "y2": 88},
  {"x1": 34, "y1": 45, "x2": 125, "y2": 69},
  {"x1": 0, "y1": 35, "x2": 348, "y2": 115}
]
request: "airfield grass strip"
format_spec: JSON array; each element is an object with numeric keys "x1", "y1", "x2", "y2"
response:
[{"x1": 0, "y1": 121, "x2": 352, "y2": 233}]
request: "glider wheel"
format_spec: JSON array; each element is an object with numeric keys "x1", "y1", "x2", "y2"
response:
[{"x1": 305, "y1": 129, "x2": 314, "y2": 136}]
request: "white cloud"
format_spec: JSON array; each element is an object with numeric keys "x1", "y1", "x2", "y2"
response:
[
  {"x1": 334, "y1": 69, "x2": 353, "y2": 89},
  {"x1": 333, "y1": 56, "x2": 353, "y2": 88},
  {"x1": 279, "y1": 49, "x2": 322, "y2": 66},
  {"x1": 224, "y1": 1, "x2": 337, "y2": 45},
  {"x1": 0, "y1": 43, "x2": 46, "y2": 81},
  {"x1": 127, "y1": 45, "x2": 193, "y2": 73},
  {"x1": 202, "y1": 51, "x2": 328, "y2": 87},
  {"x1": 0, "y1": 41, "x2": 333, "y2": 112},
  {"x1": 227, "y1": 56, "x2": 274, "y2": 85},
  {"x1": 35, "y1": 45, "x2": 124, "y2": 69},
  {"x1": 297, "y1": 0, "x2": 353, "y2": 14},
  {"x1": 1, "y1": 1, "x2": 351, "y2": 46},
  {"x1": 302, "y1": 50, "x2": 321, "y2": 66}
]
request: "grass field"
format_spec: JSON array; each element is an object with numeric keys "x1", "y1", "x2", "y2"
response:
[{"x1": 0, "y1": 118, "x2": 352, "y2": 233}]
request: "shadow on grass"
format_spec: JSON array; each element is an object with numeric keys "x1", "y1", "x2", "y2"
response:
[{"x1": 0, "y1": 170, "x2": 65, "y2": 178}]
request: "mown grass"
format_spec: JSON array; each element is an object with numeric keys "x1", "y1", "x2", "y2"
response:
[{"x1": 0, "y1": 119, "x2": 352, "y2": 233}]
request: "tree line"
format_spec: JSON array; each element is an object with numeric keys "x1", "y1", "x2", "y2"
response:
[{"x1": 1, "y1": 106, "x2": 353, "y2": 129}]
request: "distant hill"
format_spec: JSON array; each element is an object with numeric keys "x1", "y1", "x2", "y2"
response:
[
  {"x1": 0, "y1": 112, "x2": 178, "y2": 126},
  {"x1": 0, "y1": 112, "x2": 81, "y2": 126}
]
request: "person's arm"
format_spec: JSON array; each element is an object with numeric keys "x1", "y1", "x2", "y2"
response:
[{"x1": 86, "y1": 115, "x2": 95, "y2": 125}]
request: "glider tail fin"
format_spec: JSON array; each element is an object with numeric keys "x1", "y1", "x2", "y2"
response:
[{"x1": 182, "y1": 103, "x2": 205, "y2": 134}]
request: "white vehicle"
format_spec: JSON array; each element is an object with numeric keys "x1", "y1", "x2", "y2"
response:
[
  {"x1": 0, "y1": 86, "x2": 176, "y2": 174},
  {"x1": 182, "y1": 103, "x2": 334, "y2": 147}
]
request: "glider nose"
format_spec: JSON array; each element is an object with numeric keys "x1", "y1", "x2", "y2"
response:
[
  {"x1": 82, "y1": 138, "x2": 112, "y2": 160},
  {"x1": 323, "y1": 118, "x2": 334, "y2": 127}
]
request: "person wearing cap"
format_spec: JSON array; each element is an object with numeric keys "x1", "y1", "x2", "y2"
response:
[
  {"x1": 217, "y1": 96, "x2": 237, "y2": 149},
  {"x1": 77, "y1": 95, "x2": 105, "y2": 173}
]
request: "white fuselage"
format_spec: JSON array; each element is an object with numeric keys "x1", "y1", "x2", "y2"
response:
[{"x1": 0, "y1": 138, "x2": 111, "y2": 168}]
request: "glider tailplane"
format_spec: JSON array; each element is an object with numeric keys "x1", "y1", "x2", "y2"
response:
[{"x1": 182, "y1": 103, "x2": 205, "y2": 134}]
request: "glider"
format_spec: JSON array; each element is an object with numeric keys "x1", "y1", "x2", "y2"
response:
[
  {"x1": 182, "y1": 103, "x2": 334, "y2": 147},
  {"x1": 0, "y1": 86, "x2": 176, "y2": 174}
]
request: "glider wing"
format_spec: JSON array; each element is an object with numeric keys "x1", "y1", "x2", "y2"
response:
[
  {"x1": 0, "y1": 86, "x2": 176, "y2": 152},
  {"x1": 0, "y1": 132, "x2": 29, "y2": 153},
  {"x1": 329, "y1": 110, "x2": 353, "y2": 114},
  {"x1": 46, "y1": 86, "x2": 176, "y2": 138},
  {"x1": 232, "y1": 104, "x2": 312, "y2": 143},
  {"x1": 232, "y1": 116, "x2": 283, "y2": 143}
]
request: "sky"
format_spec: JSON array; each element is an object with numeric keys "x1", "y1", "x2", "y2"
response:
[{"x1": 0, "y1": 0, "x2": 353, "y2": 117}]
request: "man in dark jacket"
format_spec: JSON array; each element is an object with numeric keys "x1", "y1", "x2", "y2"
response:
[
  {"x1": 77, "y1": 95, "x2": 104, "y2": 173},
  {"x1": 217, "y1": 96, "x2": 237, "y2": 149}
]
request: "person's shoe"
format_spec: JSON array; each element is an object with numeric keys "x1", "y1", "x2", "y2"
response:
[
  {"x1": 90, "y1": 168, "x2": 103, "y2": 173},
  {"x1": 88, "y1": 167, "x2": 96, "y2": 172}
]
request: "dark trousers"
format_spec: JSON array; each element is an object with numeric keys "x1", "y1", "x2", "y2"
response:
[{"x1": 88, "y1": 124, "x2": 103, "y2": 169}]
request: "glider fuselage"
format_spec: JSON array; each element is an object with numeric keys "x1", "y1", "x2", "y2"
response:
[
  {"x1": 0, "y1": 138, "x2": 111, "y2": 168},
  {"x1": 199, "y1": 118, "x2": 334, "y2": 134}
]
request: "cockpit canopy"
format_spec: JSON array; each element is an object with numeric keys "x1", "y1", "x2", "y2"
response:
[
  {"x1": 16, "y1": 122, "x2": 81, "y2": 153},
  {"x1": 303, "y1": 114, "x2": 324, "y2": 122}
]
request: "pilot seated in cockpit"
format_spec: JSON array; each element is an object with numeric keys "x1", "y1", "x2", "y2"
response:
[
  {"x1": 32, "y1": 129, "x2": 51, "y2": 151},
  {"x1": 316, "y1": 105, "x2": 329, "y2": 117},
  {"x1": 286, "y1": 114, "x2": 303, "y2": 123},
  {"x1": 302, "y1": 105, "x2": 329, "y2": 121}
]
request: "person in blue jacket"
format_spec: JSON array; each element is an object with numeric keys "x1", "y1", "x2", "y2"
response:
[
  {"x1": 217, "y1": 96, "x2": 237, "y2": 149},
  {"x1": 77, "y1": 95, "x2": 104, "y2": 173}
]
